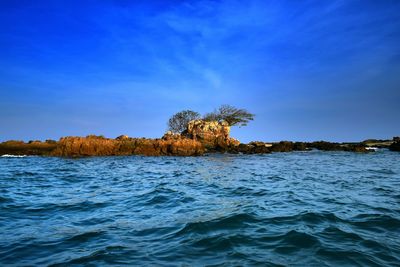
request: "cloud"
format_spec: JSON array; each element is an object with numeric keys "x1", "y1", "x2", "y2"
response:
[{"x1": 1, "y1": 0, "x2": 400, "y2": 141}]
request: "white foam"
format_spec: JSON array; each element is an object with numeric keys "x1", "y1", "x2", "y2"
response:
[{"x1": 1, "y1": 154, "x2": 27, "y2": 158}]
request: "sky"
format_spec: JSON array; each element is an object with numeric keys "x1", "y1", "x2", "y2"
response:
[{"x1": 1, "y1": 0, "x2": 399, "y2": 142}]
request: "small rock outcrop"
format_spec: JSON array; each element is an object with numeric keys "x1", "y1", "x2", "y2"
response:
[
  {"x1": 0, "y1": 140, "x2": 57, "y2": 156},
  {"x1": 183, "y1": 120, "x2": 240, "y2": 151},
  {"x1": 389, "y1": 137, "x2": 400, "y2": 152},
  {"x1": 116, "y1": 135, "x2": 130, "y2": 141},
  {"x1": 229, "y1": 142, "x2": 272, "y2": 154}
]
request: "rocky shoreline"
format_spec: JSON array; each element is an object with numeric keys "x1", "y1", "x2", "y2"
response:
[{"x1": 1, "y1": 121, "x2": 399, "y2": 157}]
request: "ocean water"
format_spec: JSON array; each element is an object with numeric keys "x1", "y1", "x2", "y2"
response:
[{"x1": 0, "y1": 150, "x2": 399, "y2": 266}]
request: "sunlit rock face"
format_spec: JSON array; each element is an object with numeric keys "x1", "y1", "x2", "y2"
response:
[
  {"x1": 183, "y1": 120, "x2": 240, "y2": 151},
  {"x1": 51, "y1": 136, "x2": 122, "y2": 157},
  {"x1": 116, "y1": 135, "x2": 129, "y2": 141},
  {"x1": 51, "y1": 135, "x2": 205, "y2": 157}
]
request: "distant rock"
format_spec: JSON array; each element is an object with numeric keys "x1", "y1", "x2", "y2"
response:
[
  {"x1": 346, "y1": 145, "x2": 369, "y2": 153},
  {"x1": 389, "y1": 139, "x2": 400, "y2": 152},
  {"x1": 362, "y1": 138, "x2": 392, "y2": 148},
  {"x1": 308, "y1": 141, "x2": 342, "y2": 151},
  {"x1": 270, "y1": 141, "x2": 295, "y2": 152},
  {"x1": 0, "y1": 140, "x2": 57, "y2": 156},
  {"x1": 226, "y1": 141, "x2": 272, "y2": 154}
]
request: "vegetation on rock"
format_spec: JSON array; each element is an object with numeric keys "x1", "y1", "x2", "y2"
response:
[
  {"x1": 167, "y1": 110, "x2": 201, "y2": 134},
  {"x1": 203, "y1": 105, "x2": 255, "y2": 126},
  {"x1": 0, "y1": 105, "x2": 396, "y2": 157}
]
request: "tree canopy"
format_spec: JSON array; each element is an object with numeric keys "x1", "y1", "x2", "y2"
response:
[
  {"x1": 167, "y1": 105, "x2": 254, "y2": 134},
  {"x1": 167, "y1": 110, "x2": 201, "y2": 133},
  {"x1": 203, "y1": 105, "x2": 255, "y2": 126}
]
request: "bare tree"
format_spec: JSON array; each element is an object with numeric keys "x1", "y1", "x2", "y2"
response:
[
  {"x1": 168, "y1": 110, "x2": 201, "y2": 133},
  {"x1": 203, "y1": 112, "x2": 220, "y2": 122},
  {"x1": 203, "y1": 105, "x2": 254, "y2": 126}
]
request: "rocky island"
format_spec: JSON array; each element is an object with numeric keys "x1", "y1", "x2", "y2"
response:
[
  {"x1": 1, "y1": 105, "x2": 398, "y2": 157},
  {"x1": 1, "y1": 119, "x2": 399, "y2": 157}
]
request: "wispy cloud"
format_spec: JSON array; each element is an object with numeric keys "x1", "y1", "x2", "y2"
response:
[{"x1": 1, "y1": 0, "x2": 400, "y2": 141}]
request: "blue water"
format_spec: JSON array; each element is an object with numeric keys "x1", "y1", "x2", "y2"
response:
[{"x1": 1, "y1": 150, "x2": 399, "y2": 266}]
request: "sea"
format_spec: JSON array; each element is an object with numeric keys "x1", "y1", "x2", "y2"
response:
[{"x1": 0, "y1": 150, "x2": 399, "y2": 266}]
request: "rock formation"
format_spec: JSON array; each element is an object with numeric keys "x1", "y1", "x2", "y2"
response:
[
  {"x1": 0, "y1": 120, "x2": 236, "y2": 157},
  {"x1": 0, "y1": 140, "x2": 57, "y2": 156},
  {"x1": 116, "y1": 135, "x2": 129, "y2": 141},
  {"x1": 228, "y1": 142, "x2": 272, "y2": 154},
  {"x1": 51, "y1": 135, "x2": 204, "y2": 157},
  {"x1": 0, "y1": 119, "x2": 388, "y2": 157},
  {"x1": 183, "y1": 120, "x2": 240, "y2": 151}
]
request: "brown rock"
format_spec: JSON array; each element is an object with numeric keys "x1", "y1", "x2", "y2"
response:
[
  {"x1": 51, "y1": 136, "x2": 119, "y2": 157},
  {"x1": 184, "y1": 120, "x2": 239, "y2": 151},
  {"x1": 0, "y1": 140, "x2": 57, "y2": 156},
  {"x1": 116, "y1": 135, "x2": 129, "y2": 141},
  {"x1": 50, "y1": 135, "x2": 204, "y2": 157},
  {"x1": 161, "y1": 131, "x2": 181, "y2": 141}
]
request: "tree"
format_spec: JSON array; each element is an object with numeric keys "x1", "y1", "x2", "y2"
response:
[
  {"x1": 168, "y1": 110, "x2": 201, "y2": 133},
  {"x1": 202, "y1": 112, "x2": 220, "y2": 122},
  {"x1": 203, "y1": 104, "x2": 254, "y2": 126}
]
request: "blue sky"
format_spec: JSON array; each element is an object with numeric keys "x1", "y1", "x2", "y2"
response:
[{"x1": 1, "y1": 0, "x2": 399, "y2": 142}]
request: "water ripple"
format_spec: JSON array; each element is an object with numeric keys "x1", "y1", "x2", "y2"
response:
[{"x1": 1, "y1": 151, "x2": 399, "y2": 266}]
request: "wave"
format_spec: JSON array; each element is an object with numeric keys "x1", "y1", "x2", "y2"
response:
[
  {"x1": 349, "y1": 213, "x2": 400, "y2": 231},
  {"x1": 175, "y1": 213, "x2": 261, "y2": 236},
  {"x1": 1, "y1": 154, "x2": 27, "y2": 158},
  {"x1": 266, "y1": 211, "x2": 344, "y2": 225},
  {"x1": 1, "y1": 152, "x2": 400, "y2": 266},
  {"x1": 23, "y1": 200, "x2": 109, "y2": 214},
  {"x1": 134, "y1": 187, "x2": 196, "y2": 206},
  {"x1": 65, "y1": 230, "x2": 106, "y2": 243}
]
